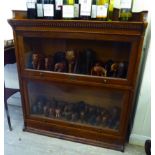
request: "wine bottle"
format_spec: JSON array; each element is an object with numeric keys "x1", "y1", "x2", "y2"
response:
[
  {"x1": 74, "y1": 0, "x2": 80, "y2": 19},
  {"x1": 107, "y1": 0, "x2": 114, "y2": 21},
  {"x1": 62, "y1": 0, "x2": 74, "y2": 19},
  {"x1": 80, "y1": 0, "x2": 92, "y2": 19},
  {"x1": 26, "y1": 0, "x2": 37, "y2": 19},
  {"x1": 96, "y1": 0, "x2": 109, "y2": 20},
  {"x1": 55, "y1": 0, "x2": 63, "y2": 19},
  {"x1": 120, "y1": 0, "x2": 133, "y2": 21},
  {"x1": 91, "y1": 0, "x2": 97, "y2": 19},
  {"x1": 132, "y1": 0, "x2": 148, "y2": 22},
  {"x1": 43, "y1": 0, "x2": 55, "y2": 19},
  {"x1": 112, "y1": 0, "x2": 120, "y2": 21},
  {"x1": 36, "y1": 0, "x2": 44, "y2": 18}
]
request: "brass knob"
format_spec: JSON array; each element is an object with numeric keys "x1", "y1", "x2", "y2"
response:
[
  {"x1": 104, "y1": 79, "x2": 107, "y2": 83},
  {"x1": 39, "y1": 72, "x2": 43, "y2": 76},
  {"x1": 69, "y1": 76, "x2": 75, "y2": 80}
]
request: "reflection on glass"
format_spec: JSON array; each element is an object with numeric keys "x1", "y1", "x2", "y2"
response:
[{"x1": 28, "y1": 81, "x2": 123, "y2": 130}]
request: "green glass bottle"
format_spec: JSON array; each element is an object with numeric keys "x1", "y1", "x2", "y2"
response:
[
  {"x1": 80, "y1": 0, "x2": 92, "y2": 19},
  {"x1": 62, "y1": 0, "x2": 74, "y2": 19},
  {"x1": 120, "y1": 0, "x2": 133, "y2": 21},
  {"x1": 55, "y1": 0, "x2": 63, "y2": 19},
  {"x1": 43, "y1": 0, "x2": 55, "y2": 19},
  {"x1": 36, "y1": 0, "x2": 44, "y2": 19},
  {"x1": 112, "y1": 0, "x2": 120, "y2": 21},
  {"x1": 107, "y1": 0, "x2": 114, "y2": 21},
  {"x1": 74, "y1": 0, "x2": 80, "y2": 19},
  {"x1": 96, "y1": 0, "x2": 109, "y2": 20},
  {"x1": 26, "y1": 0, "x2": 37, "y2": 19},
  {"x1": 91, "y1": 0, "x2": 97, "y2": 19}
]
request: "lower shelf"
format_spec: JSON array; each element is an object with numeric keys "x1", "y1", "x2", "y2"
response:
[{"x1": 24, "y1": 119, "x2": 125, "y2": 152}]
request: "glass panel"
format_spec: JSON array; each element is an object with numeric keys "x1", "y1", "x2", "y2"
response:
[
  {"x1": 24, "y1": 37, "x2": 131, "y2": 79},
  {"x1": 28, "y1": 80, "x2": 124, "y2": 131}
]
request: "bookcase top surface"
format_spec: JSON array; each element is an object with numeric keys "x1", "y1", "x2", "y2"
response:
[{"x1": 8, "y1": 10, "x2": 148, "y2": 36}]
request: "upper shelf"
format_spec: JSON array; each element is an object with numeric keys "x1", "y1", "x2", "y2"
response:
[{"x1": 8, "y1": 10, "x2": 148, "y2": 37}]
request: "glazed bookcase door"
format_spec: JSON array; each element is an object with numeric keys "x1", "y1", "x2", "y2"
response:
[
  {"x1": 18, "y1": 35, "x2": 137, "y2": 85},
  {"x1": 23, "y1": 78, "x2": 130, "y2": 133}
]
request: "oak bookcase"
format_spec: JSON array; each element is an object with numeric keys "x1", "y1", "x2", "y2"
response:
[{"x1": 8, "y1": 10, "x2": 147, "y2": 151}]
